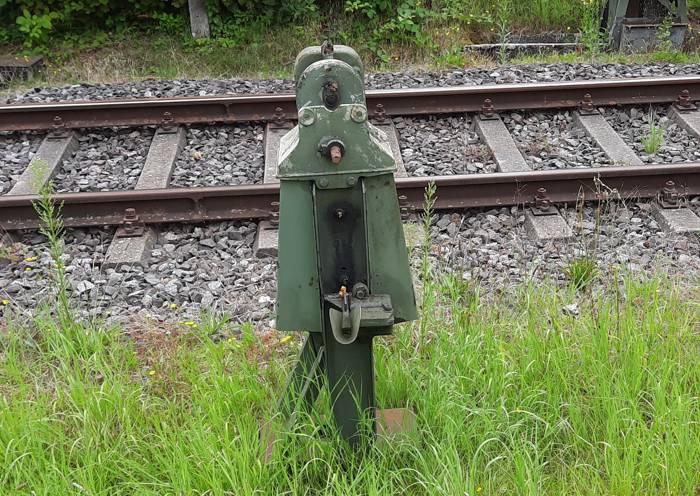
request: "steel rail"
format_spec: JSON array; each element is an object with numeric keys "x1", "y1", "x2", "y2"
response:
[
  {"x1": 1, "y1": 76, "x2": 699, "y2": 131},
  {"x1": 1, "y1": 163, "x2": 698, "y2": 230}
]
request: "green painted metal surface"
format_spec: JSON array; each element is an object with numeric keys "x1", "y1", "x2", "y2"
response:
[{"x1": 276, "y1": 43, "x2": 417, "y2": 445}]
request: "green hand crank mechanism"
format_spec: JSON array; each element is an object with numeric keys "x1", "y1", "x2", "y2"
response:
[{"x1": 275, "y1": 42, "x2": 418, "y2": 445}]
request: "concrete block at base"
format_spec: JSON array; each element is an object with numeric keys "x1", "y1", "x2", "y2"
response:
[
  {"x1": 9, "y1": 133, "x2": 77, "y2": 195},
  {"x1": 573, "y1": 112, "x2": 642, "y2": 166},
  {"x1": 103, "y1": 228, "x2": 156, "y2": 269},
  {"x1": 376, "y1": 408, "x2": 416, "y2": 436},
  {"x1": 474, "y1": 115, "x2": 530, "y2": 173},
  {"x1": 254, "y1": 221, "x2": 279, "y2": 258},
  {"x1": 652, "y1": 205, "x2": 700, "y2": 233},
  {"x1": 668, "y1": 106, "x2": 700, "y2": 140},
  {"x1": 374, "y1": 121, "x2": 408, "y2": 177},
  {"x1": 524, "y1": 211, "x2": 573, "y2": 241}
]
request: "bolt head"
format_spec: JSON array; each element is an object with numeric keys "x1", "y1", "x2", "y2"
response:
[
  {"x1": 299, "y1": 108, "x2": 315, "y2": 126},
  {"x1": 318, "y1": 178, "x2": 329, "y2": 188},
  {"x1": 346, "y1": 176, "x2": 357, "y2": 186},
  {"x1": 350, "y1": 105, "x2": 367, "y2": 123}
]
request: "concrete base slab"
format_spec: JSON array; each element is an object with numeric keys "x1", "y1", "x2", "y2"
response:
[
  {"x1": 376, "y1": 408, "x2": 416, "y2": 436},
  {"x1": 264, "y1": 124, "x2": 292, "y2": 184},
  {"x1": 136, "y1": 127, "x2": 185, "y2": 189},
  {"x1": 573, "y1": 112, "x2": 642, "y2": 166},
  {"x1": 103, "y1": 228, "x2": 156, "y2": 269},
  {"x1": 403, "y1": 223, "x2": 423, "y2": 252},
  {"x1": 473, "y1": 114, "x2": 530, "y2": 172},
  {"x1": 524, "y1": 211, "x2": 573, "y2": 241},
  {"x1": 652, "y1": 205, "x2": 700, "y2": 233},
  {"x1": 0, "y1": 231, "x2": 21, "y2": 246},
  {"x1": 668, "y1": 106, "x2": 700, "y2": 140},
  {"x1": 254, "y1": 220, "x2": 279, "y2": 258},
  {"x1": 374, "y1": 121, "x2": 408, "y2": 177},
  {"x1": 9, "y1": 133, "x2": 77, "y2": 195}
]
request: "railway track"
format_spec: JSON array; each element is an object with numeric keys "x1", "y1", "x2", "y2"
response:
[
  {"x1": 1, "y1": 74, "x2": 699, "y2": 321},
  {"x1": 1, "y1": 76, "x2": 700, "y2": 228}
]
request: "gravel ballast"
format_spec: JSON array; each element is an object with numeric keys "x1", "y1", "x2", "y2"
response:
[
  {"x1": 604, "y1": 105, "x2": 700, "y2": 164},
  {"x1": 5, "y1": 63, "x2": 700, "y2": 103},
  {"x1": 2, "y1": 199, "x2": 698, "y2": 325},
  {"x1": 424, "y1": 199, "x2": 700, "y2": 290},
  {"x1": 395, "y1": 115, "x2": 496, "y2": 175},
  {"x1": 170, "y1": 124, "x2": 264, "y2": 187},
  {"x1": 2, "y1": 63, "x2": 700, "y2": 325},
  {"x1": 54, "y1": 127, "x2": 152, "y2": 193},
  {"x1": 0, "y1": 131, "x2": 42, "y2": 194},
  {"x1": 0, "y1": 222, "x2": 276, "y2": 325},
  {"x1": 503, "y1": 111, "x2": 612, "y2": 169}
]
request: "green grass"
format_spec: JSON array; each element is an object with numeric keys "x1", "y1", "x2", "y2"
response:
[
  {"x1": 565, "y1": 256, "x2": 598, "y2": 290},
  {"x1": 1, "y1": 271, "x2": 699, "y2": 494},
  {"x1": 4, "y1": 30, "x2": 700, "y2": 98},
  {"x1": 642, "y1": 109, "x2": 665, "y2": 154}
]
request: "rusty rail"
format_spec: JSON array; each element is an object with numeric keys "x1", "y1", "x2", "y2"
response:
[
  {"x1": 1, "y1": 76, "x2": 699, "y2": 131},
  {"x1": 1, "y1": 163, "x2": 698, "y2": 230}
]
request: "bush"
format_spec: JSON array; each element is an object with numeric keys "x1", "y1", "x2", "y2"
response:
[
  {"x1": 0, "y1": 0, "x2": 318, "y2": 49},
  {"x1": 0, "y1": 0, "x2": 186, "y2": 47}
]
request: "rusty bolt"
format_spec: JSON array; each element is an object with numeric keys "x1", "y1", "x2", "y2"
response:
[
  {"x1": 661, "y1": 180, "x2": 679, "y2": 206},
  {"x1": 52, "y1": 115, "x2": 64, "y2": 129},
  {"x1": 481, "y1": 99, "x2": 495, "y2": 119},
  {"x1": 330, "y1": 145, "x2": 343, "y2": 165},
  {"x1": 374, "y1": 103, "x2": 386, "y2": 122},
  {"x1": 273, "y1": 106, "x2": 286, "y2": 126},
  {"x1": 677, "y1": 89, "x2": 693, "y2": 108},
  {"x1": 321, "y1": 40, "x2": 334, "y2": 56},
  {"x1": 534, "y1": 187, "x2": 551, "y2": 210},
  {"x1": 579, "y1": 93, "x2": 595, "y2": 113},
  {"x1": 270, "y1": 202, "x2": 280, "y2": 225},
  {"x1": 122, "y1": 208, "x2": 140, "y2": 234}
]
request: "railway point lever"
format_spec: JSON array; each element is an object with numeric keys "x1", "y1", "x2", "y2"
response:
[{"x1": 274, "y1": 42, "x2": 418, "y2": 446}]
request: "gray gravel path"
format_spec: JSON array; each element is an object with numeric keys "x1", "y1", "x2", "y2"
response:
[
  {"x1": 170, "y1": 124, "x2": 264, "y2": 187},
  {"x1": 603, "y1": 105, "x2": 700, "y2": 164},
  {"x1": 5, "y1": 63, "x2": 700, "y2": 103},
  {"x1": 503, "y1": 111, "x2": 612, "y2": 169},
  {"x1": 53, "y1": 127, "x2": 152, "y2": 192},
  {"x1": 395, "y1": 115, "x2": 496, "y2": 175},
  {"x1": 0, "y1": 131, "x2": 42, "y2": 193}
]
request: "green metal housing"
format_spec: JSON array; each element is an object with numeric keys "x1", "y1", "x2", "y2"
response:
[{"x1": 275, "y1": 43, "x2": 417, "y2": 444}]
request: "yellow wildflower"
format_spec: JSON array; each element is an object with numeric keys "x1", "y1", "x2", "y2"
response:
[
  {"x1": 148, "y1": 370, "x2": 156, "y2": 376},
  {"x1": 2, "y1": 299, "x2": 9, "y2": 305},
  {"x1": 169, "y1": 303, "x2": 177, "y2": 309},
  {"x1": 24, "y1": 256, "x2": 37, "y2": 262},
  {"x1": 280, "y1": 335, "x2": 293, "y2": 345}
]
